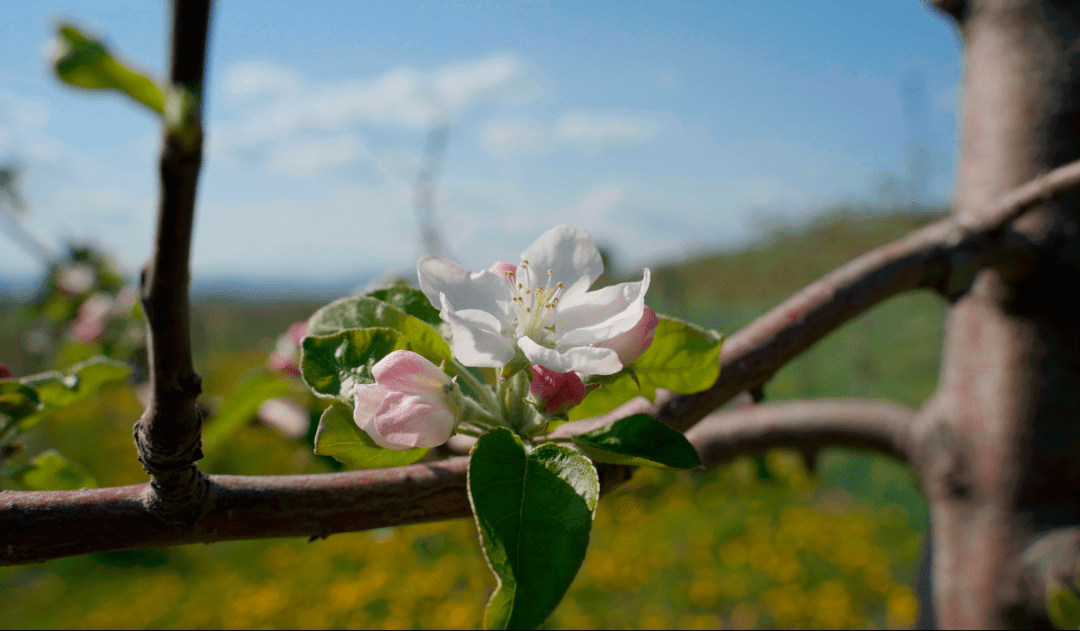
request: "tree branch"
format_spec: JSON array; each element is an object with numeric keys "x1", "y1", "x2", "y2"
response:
[
  {"x1": 6, "y1": 157, "x2": 1080, "y2": 566},
  {"x1": 131, "y1": 0, "x2": 212, "y2": 524},
  {"x1": 684, "y1": 399, "x2": 916, "y2": 468},
  {"x1": 653, "y1": 157, "x2": 1080, "y2": 433}
]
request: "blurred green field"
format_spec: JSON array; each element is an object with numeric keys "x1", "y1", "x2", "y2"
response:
[{"x1": 0, "y1": 208, "x2": 946, "y2": 629}]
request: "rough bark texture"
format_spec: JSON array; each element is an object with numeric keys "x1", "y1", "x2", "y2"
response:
[{"x1": 919, "y1": 1, "x2": 1080, "y2": 626}]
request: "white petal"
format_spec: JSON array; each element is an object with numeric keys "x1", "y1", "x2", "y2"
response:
[
  {"x1": 353, "y1": 383, "x2": 410, "y2": 450},
  {"x1": 518, "y1": 337, "x2": 623, "y2": 375},
  {"x1": 554, "y1": 269, "x2": 651, "y2": 346},
  {"x1": 441, "y1": 300, "x2": 517, "y2": 368},
  {"x1": 417, "y1": 256, "x2": 513, "y2": 321},
  {"x1": 519, "y1": 225, "x2": 604, "y2": 292},
  {"x1": 372, "y1": 350, "x2": 449, "y2": 395}
]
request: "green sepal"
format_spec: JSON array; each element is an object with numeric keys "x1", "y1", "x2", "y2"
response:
[
  {"x1": 7, "y1": 449, "x2": 98, "y2": 490},
  {"x1": 570, "y1": 315, "x2": 724, "y2": 421},
  {"x1": 313, "y1": 401, "x2": 429, "y2": 469},
  {"x1": 300, "y1": 326, "x2": 450, "y2": 401},
  {"x1": 53, "y1": 24, "x2": 165, "y2": 114},
  {"x1": 570, "y1": 413, "x2": 702, "y2": 470},
  {"x1": 469, "y1": 428, "x2": 599, "y2": 630}
]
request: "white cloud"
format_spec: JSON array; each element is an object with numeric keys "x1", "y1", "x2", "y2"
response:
[
  {"x1": 264, "y1": 134, "x2": 367, "y2": 177},
  {"x1": 213, "y1": 55, "x2": 540, "y2": 177},
  {"x1": 553, "y1": 112, "x2": 661, "y2": 154},
  {"x1": 219, "y1": 54, "x2": 536, "y2": 140},
  {"x1": 481, "y1": 117, "x2": 548, "y2": 155},
  {"x1": 223, "y1": 61, "x2": 303, "y2": 102},
  {"x1": 574, "y1": 186, "x2": 623, "y2": 219}
]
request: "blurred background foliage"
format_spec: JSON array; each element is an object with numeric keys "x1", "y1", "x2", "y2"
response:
[{"x1": 0, "y1": 207, "x2": 944, "y2": 629}]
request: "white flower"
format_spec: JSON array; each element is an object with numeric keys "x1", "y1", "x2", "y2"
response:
[{"x1": 417, "y1": 225, "x2": 651, "y2": 375}]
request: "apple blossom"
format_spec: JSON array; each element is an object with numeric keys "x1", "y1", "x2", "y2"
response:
[
  {"x1": 352, "y1": 350, "x2": 461, "y2": 450},
  {"x1": 417, "y1": 225, "x2": 650, "y2": 376},
  {"x1": 591, "y1": 305, "x2": 658, "y2": 366},
  {"x1": 528, "y1": 365, "x2": 587, "y2": 415}
]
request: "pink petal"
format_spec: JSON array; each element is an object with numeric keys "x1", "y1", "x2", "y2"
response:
[
  {"x1": 353, "y1": 383, "x2": 409, "y2": 450},
  {"x1": 372, "y1": 350, "x2": 450, "y2": 394},
  {"x1": 529, "y1": 365, "x2": 587, "y2": 415},
  {"x1": 374, "y1": 391, "x2": 456, "y2": 448},
  {"x1": 591, "y1": 306, "x2": 658, "y2": 365}
]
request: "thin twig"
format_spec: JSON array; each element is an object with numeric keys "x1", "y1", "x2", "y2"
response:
[{"x1": 130, "y1": 0, "x2": 212, "y2": 525}]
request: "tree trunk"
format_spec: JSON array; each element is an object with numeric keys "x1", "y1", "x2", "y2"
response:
[{"x1": 925, "y1": 1, "x2": 1080, "y2": 626}]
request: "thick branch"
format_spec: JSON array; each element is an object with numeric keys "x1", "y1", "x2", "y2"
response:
[
  {"x1": 0, "y1": 453, "x2": 630, "y2": 566},
  {"x1": 684, "y1": 399, "x2": 916, "y2": 468},
  {"x1": 654, "y1": 157, "x2": 1080, "y2": 433},
  {"x1": 131, "y1": 0, "x2": 212, "y2": 524},
  {"x1": 1, "y1": 459, "x2": 469, "y2": 566}
]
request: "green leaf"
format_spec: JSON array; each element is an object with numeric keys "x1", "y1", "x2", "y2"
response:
[
  {"x1": 53, "y1": 24, "x2": 164, "y2": 114},
  {"x1": 202, "y1": 373, "x2": 294, "y2": 455},
  {"x1": 0, "y1": 382, "x2": 43, "y2": 426},
  {"x1": 308, "y1": 295, "x2": 440, "y2": 338},
  {"x1": 22, "y1": 356, "x2": 131, "y2": 411},
  {"x1": 313, "y1": 401, "x2": 428, "y2": 469},
  {"x1": 469, "y1": 428, "x2": 599, "y2": 630},
  {"x1": 570, "y1": 315, "x2": 724, "y2": 420},
  {"x1": 301, "y1": 327, "x2": 450, "y2": 401},
  {"x1": 1048, "y1": 582, "x2": 1080, "y2": 630},
  {"x1": 9, "y1": 449, "x2": 98, "y2": 490},
  {"x1": 571, "y1": 413, "x2": 702, "y2": 470},
  {"x1": 366, "y1": 285, "x2": 443, "y2": 328}
]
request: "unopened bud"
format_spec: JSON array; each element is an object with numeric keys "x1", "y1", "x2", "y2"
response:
[{"x1": 528, "y1": 365, "x2": 587, "y2": 415}]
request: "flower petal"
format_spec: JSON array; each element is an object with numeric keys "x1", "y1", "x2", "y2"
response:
[
  {"x1": 353, "y1": 383, "x2": 410, "y2": 450},
  {"x1": 519, "y1": 225, "x2": 604, "y2": 292},
  {"x1": 441, "y1": 300, "x2": 517, "y2": 368},
  {"x1": 374, "y1": 391, "x2": 457, "y2": 448},
  {"x1": 592, "y1": 305, "x2": 658, "y2": 365},
  {"x1": 372, "y1": 350, "x2": 450, "y2": 394},
  {"x1": 417, "y1": 256, "x2": 512, "y2": 321},
  {"x1": 518, "y1": 336, "x2": 623, "y2": 375},
  {"x1": 554, "y1": 269, "x2": 651, "y2": 346}
]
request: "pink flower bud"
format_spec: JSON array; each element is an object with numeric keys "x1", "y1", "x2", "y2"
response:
[
  {"x1": 529, "y1": 365, "x2": 587, "y2": 415},
  {"x1": 268, "y1": 321, "x2": 308, "y2": 376},
  {"x1": 353, "y1": 350, "x2": 459, "y2": 450},
  {"x1": 489, "y1": 260, "x2": 517, "y2": 282},
  {"x1": 268, "y1": 351, "x2": 301, "y2": 376},
  {"x1": 592, "y1": 306, "x2": 657, "y2": 366},
  {"x1": 0, "y1": 363, "x2": 12, "y2": 379},
  {"x1": 286, "y1": 321, "x2": 308, "y2": 346}
]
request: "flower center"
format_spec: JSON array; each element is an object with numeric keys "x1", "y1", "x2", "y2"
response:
[{"x1": 500, "y1": 259, "x2": 564, "y2": 345}]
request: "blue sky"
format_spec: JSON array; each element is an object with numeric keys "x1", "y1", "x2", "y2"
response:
[{"x1": 1, "y1": 1, "x2": 962, "y2": 289}]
